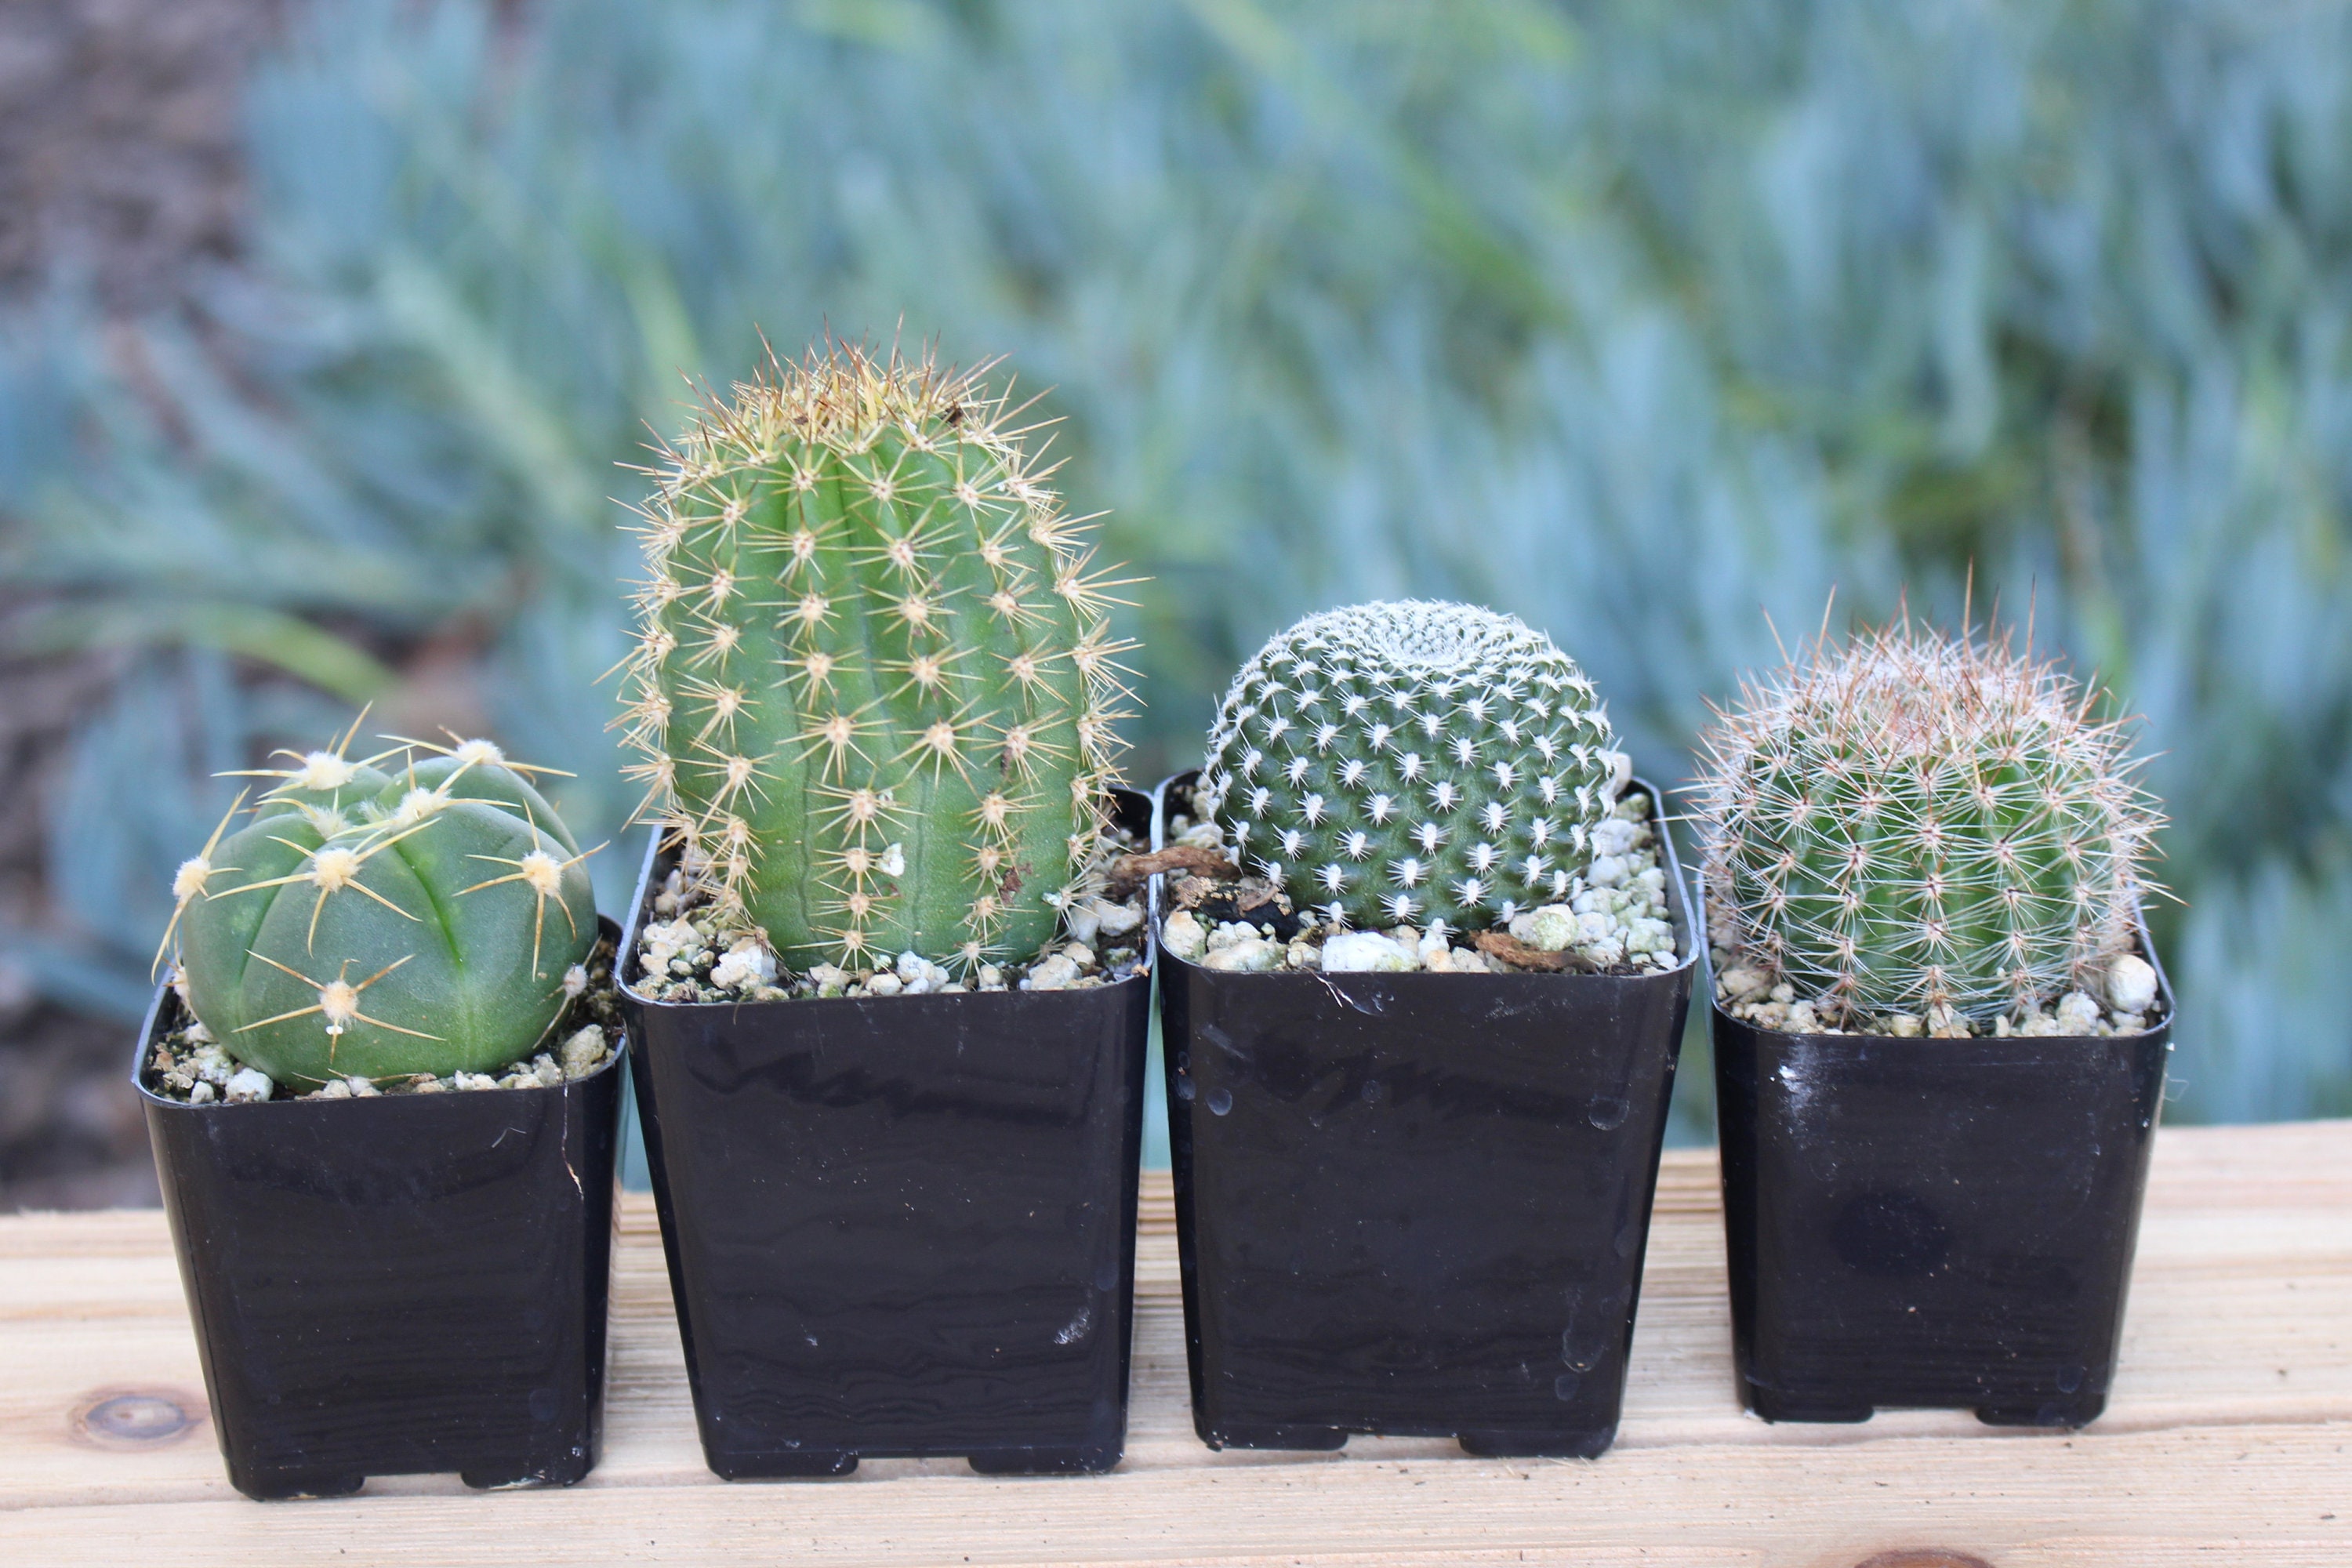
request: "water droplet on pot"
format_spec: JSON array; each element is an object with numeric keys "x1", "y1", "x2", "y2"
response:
[
  {"x1": 1207, "y1": 1087, "x2": 1233, "y2": 1116},
  {"x1": 1562, "y1": 1324, "x2": 1612, "y2": 1373},
  {"x1": 2056, "y1": 1363, "x2": 2084, "y2": 1393},
  {"x1": 1553, "y1": 1372, "x2": 1581, "y2": 1401},
  {"x1": 1174, "y1": 1074, "x2": 1196, "y2": 1102},
  {"x1": 1360, "y1": 1079, "x2": 1384, "y2": 1104},
  {"x1": 1587, "y1": 1093, "x2": 1629, "y2": 1131}
]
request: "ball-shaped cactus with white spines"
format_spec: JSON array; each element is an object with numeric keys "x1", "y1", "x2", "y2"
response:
[
  {"x1": 1200, "y1": 601, "x2": 1626, "y2": 931},
  {"x1": 615, "y1": 341, "x2": 1134, "y2": 971},
  {"x1": 1693, "y1": 619, "x2": 2161, "y2": 1025},
  {"x1": 166, "y1": 731, "x2": 600, "y2": 1088}
]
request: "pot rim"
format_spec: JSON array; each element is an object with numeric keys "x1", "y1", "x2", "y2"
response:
[{"x1": 1149, "y1": 768, "x2": 1698, "y2": 982}]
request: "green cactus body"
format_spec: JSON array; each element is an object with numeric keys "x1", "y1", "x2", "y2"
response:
[
  {"x1": 1694, "y1": 622, "x2": 2160, "y2": 1022},
  {"x1": 1200, "y1": 601, "x2": 1624, "y2": 931},
  {"x1": 618, "y1": 343, "x2": 1131, "y2": 971},
  {"x1": 171, "y1": 738, "x2": 598, "y2": 1087}
]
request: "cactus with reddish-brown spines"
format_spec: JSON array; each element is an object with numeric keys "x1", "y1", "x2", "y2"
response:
[
  {"x1": 1693, "y1": 619, "x2": 2161, "y2": 1026},
  {"x1": 615, "y1": 341, "x2": 1135, "y2": 971}
]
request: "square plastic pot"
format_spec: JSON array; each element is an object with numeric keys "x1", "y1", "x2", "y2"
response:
[
  {"x1": 1711, "y1": 940, "x2": 2173, "y2": 1427},
  {"x1": 136, "y1": 920, "x2": 627, "y2": 1501},
  {"x1": 1152, "y1": 770, "x2": 1694, "y2": 1458},
  {"x1": 618, "y1": 789, "x2": 1155, "y2": 1479}
]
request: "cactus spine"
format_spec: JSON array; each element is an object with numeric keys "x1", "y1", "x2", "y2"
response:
[
  {"x1": 168, "y1": 728, "x2": 601, "y2": 1087},
  {"x1": 617, "y1": 342, "x2": 1134, "y2": 971},
  {"x1": 1693, "y1": 618, "x2": 2161, "y2": 1024},
  {"x1": 1201, "y1": 601, "x2": 1624, "y2": 931}
]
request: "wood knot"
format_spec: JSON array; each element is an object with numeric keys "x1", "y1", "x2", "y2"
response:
[
  {"x1": 71, "y1": 1388, "x2": 203, "y2": 1450},
  {"x1": 1850, "y1": 1553, "x2": 1996, "y2": 1568}
]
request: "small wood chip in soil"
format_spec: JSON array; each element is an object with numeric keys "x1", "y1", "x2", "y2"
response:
[
  {"x1": 1106, "y1": 848, "x2": 1240, "y2": 899},
  {"x1": 1473, "y1": 930, "x2": 1599, "y2": 973}
]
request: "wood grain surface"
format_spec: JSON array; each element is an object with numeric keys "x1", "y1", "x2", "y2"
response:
[{"x1": 3, "y1": 1122, "x2": 2347, "y2": 1566}]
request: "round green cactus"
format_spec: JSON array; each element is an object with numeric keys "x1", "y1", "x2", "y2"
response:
[
  {"x1": 1200, "y1": 601, "x2": 1625, "y2": 931},
  {"x1": 1693, "y1": 619, "x2": 2161, "y2": 1023},
  {"x1": 167, "y1": 732, "x2": 599, "y2": 1088},
  {"x1": 616, "y1": 341, "x2": 1133, "y2": 971}
]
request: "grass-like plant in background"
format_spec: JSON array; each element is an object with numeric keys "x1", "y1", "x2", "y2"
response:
[{"x1": 2, "y1": 0, "x2": 2349, "y2": 1124}]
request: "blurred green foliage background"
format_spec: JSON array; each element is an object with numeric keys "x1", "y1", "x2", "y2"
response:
[{"x1": 3, "y1": 0, "x2": 2348, "y2": 1142}]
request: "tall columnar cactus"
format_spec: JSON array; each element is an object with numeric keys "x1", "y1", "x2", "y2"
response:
[
  {"x1": 616, "y1": 342, "x2": 1134, "y2": 971},
  {"x1": 1693, "y1": 619, "x2": 2161, "y2": 1023},
  {"x1": 1201, "y1": 601, "x2": 1625, "y2": 931},
  {"x1": 167, "y1": 730, "x2": 601, "y2": 1087}
]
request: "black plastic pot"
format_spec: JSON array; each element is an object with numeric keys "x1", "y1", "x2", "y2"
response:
[
  {"x1": 136, "y1": 920, "x2": 627, "y2": 1501},
  {"x1": 1153, "y1": 770, "x2": 1694, "y2": 1458},
  {"x1": 619, "y1": 789, "x2": 1154, "y2": 1479},
  {"x1": 1711, "y1": 943, "x2": 2173, "y2": 1427}
]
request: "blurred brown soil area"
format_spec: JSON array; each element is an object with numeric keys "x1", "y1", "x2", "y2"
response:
[
  {"x1": 0, "y1": 0, "x2": 285, "y2": 1209},
  {"x1": 0, "y1": 0, "x2": 286, "y2": 308}
]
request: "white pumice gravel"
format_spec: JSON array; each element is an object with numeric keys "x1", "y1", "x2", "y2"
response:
[
  {"x1": 1162, "y1": 909, "x2": 1208, "y2": 964},
  {"x1": 1200, "y1": 931, "x2": 1285, "y2": 972},
  {"x1": 561, "y1": 1025, "x2": 608, "y2": 1075},
  {"x1": 2054, "y1": 990, "x2": 2104, "y2": 1035},
  {"x1": 1321, "y1": 931, "x2": 1418, "y2": 973},
  {"x1": 223, "y1": 1068, "x2": 274, "y2": 1104},
  {"x1": 1022, "y1": 952, "x2": 1084, "y2": 991},
  {"x1": 895, "y1": 951, "x2": 955, "y2": 995},
  {"x1": 631, "y1": 861, "x2": 1150, "y2": 1005},
  {"x1": 1063, "y1": 896, "x2": 1145, "y2": 948},
  {"x1": 146, "y1": 942, "x2": 626, "y2": 1104},
  {"x1": 710, "y1": 939, "x2": 779, "y2": 992},
  {"x1": 2103, "y1": 953, "x2": 2158, "y2": 1015},
  {"x1": 1171, "y1": 818, "x2": 1226, "y2": 853},
  {"x1": 1159, "y1": 789, "x2": 1680, "y2": 977},
  {"x1": 499, "y1": 1054, "x2": 566, "y2": 1091},
  {"x1": 1711, "y1": 946, "x2": 2165, "y2": 1039}
]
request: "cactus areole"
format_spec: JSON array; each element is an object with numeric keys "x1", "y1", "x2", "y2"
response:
[
  {"x1": 1693, "y1": 619, "x2": 2161, "y2": 1025},
  {"x1": 618, "y1": 342, "x2": 1134, "y2": 972},
  {"x1": 1200, "y1": 601, "x2": 1627, "y2": 931},
  {"x1": 170, "y1": 733, "x2": 600, "y2": 1088}
]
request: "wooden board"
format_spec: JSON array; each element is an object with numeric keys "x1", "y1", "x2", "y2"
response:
[{"x1": 3, "y1": 1122, "x2": 2348, "y2": 1566}]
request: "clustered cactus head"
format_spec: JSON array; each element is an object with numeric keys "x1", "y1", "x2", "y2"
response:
[
  {"x1": 165, "y1": 724, "x2": 601, "y2": 1088},
  {"x1": 615, "y1": 340, "x2": 1136, "y2": 971},
  {"x1": 1694, "y1": 616, "x2": 2161, "y2": 1023},
  {"x1": 1200, "y1": 601, "x2": 1627, "y2": 931}
]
